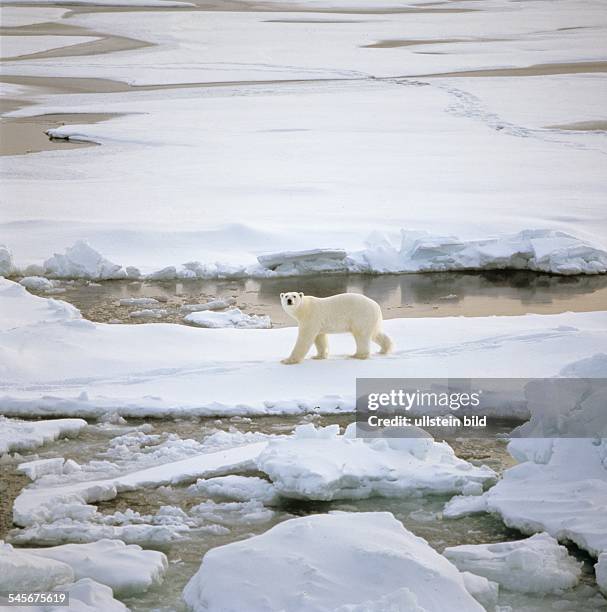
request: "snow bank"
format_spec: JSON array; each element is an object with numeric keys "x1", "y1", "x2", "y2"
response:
[
  {"x1": 27, "y1": 540, "x2": 167, "y2": 595},
  {"x1": 2, "y1": 278, "x2": 606, "y2": 420},
  {"x1": 255, "y1": 424, "x2": 495, "y2": 501},
  {"x1": 0, "y1": 541, "x2": 73, "y2": 592},
  {"x1": 0, "y1": 417, "x2": 87, "y2": 455},
  {"x1": 184, "y1": 308, "x2": 271, "y2": 329},
  {"x1": 443, "y1": 533, "x2": 582, "y2": 594},
  {"x1": 183, "y1": 512, "x2": 484, "y2": 612}
]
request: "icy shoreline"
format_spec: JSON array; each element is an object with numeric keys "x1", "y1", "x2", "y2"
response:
[{"x1": 2, "y1": 228, "x2": 607, "y2": 282}]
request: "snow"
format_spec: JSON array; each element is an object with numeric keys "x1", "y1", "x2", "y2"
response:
[
  {"x1": 483, "y1": 438, "x2": 607, "y2": 558},
  {"x1": 597, "y1": 554, "x2": 607, "y2": 596},
  {"x1": 460, "y1": 572, "x2": 499, "y2": 610},
  {"x1": 18, "y1": 458, "x2": 67, "y2": 480},
  {"x1": 443, "y1": 533, "x2": 582, "y2": 594},
  {"x1": 25, "y1": 540, "x2": 168, "y2": 595},
  {"x1": 119, "y1": 297, "x2": 159, "y2": 306},
  {"x1": 129, "y1": 308, "x2": 167, "y2": 319},
  {"x1": 184, "y1": 308, "x2": 271, "y2": 329},
  {"x1": 443, "y1": 354, "x2": 607, "y2": 560},
  {"x1": 0, "y1": 36, "x2": 99, "y2": 61},
  {"x1": 1, "y1": 1, "x2": 606, "y2": 278},
  {"x1": 19, "y1": 578, "x2": 128, "y2": 612},
  {"x1": 2, "y1": 0, "x2": 192, "y2": 5},
  {"x1": 188, "y1": 475, "x2": 280, "y2": 504},
  {"x1": 0, "y1": 541, "x2": 74, "y2": 592},
  {"x1": 0, "y1": 7, "x2": 68, "y2": 28},
  {"x1": 2, "y1": 278, "x2": 606, "y2": 420},
  {"x1": 180, "y1": 298, "x2": 236, "y2": 313},
  {"x1": 19, "y1": 276, "x2": 55, "y2": 291},
  {"x1": 0, "y1": 417, "x2": 87, "y2": 455},
  {"x1": 256, "y1": 423, "x2": 495, "y2": 501},
  {"x1": 43, "y1": 241, "x2": 126, "y2": 280},
  {"x1": 183, "y1": 512, "x2": 485, "y2": 612},
  {"x1": 12, "y1": 442, "x2": 267, "y2": 528}
]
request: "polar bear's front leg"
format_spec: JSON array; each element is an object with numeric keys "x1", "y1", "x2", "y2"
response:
[
  {"x1": 312, "y1": 334, "x2": 329, "y2": 360},
  {"x1": 282, "y1": 328, "x2": 316, "y2": 364}
]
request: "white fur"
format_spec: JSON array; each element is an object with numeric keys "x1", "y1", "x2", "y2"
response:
[{"x1": 280, "y1": 292, "x2": 394, "y2": 364}]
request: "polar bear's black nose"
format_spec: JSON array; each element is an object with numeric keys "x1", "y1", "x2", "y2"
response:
[{"x1": 287, "y1": 298, "x2": 293, "y2": 305}]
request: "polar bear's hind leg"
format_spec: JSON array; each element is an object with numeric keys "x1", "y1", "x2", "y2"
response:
[
  {"x1": 312, "y1": 334, "x2": 329, "y2": 359},
  {"x1": 373, "y1": 330, "x2": 393, "y2": 354},
  {"x1": 351, "y1": 329, "x2": 372, "y2": 359}
]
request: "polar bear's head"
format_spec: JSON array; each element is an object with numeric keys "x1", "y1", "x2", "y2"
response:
[{"x1": 280, "y1": 291, "x2": 304, "y2": 314}]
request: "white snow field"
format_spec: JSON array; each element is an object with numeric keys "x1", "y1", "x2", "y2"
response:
[
  {"x1": 182, "y1": 512, "x2": 485, "y2": 612},
  {"x1": 1, "y1": 0, "x2": 607, "y2": 276},
  {"x1": 2, "y1": 278, "x2": 606, "y2": 418},
  {"x1": 0, "y1": 417, "x2": 87, "y2": 455},
  {"x1": 443, "y1": 532, "x2": 582, "y2": 594}
]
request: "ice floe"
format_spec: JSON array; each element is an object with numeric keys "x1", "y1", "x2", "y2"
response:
[
  {"x1": 24, "y1": 539, "x2": 167, "y2": 595},
  {"x1": 183, "y1": 512, "x2": 485, "y2": 612},
  {"x1": 2, "y1": 278, "x2": 605, "y2": 419},
  {"x1": 184, "y1": 308, "x2": 271, "y2": 329},
  {"x1": 0, "y1": 418, "x2": 87, "y2": 456},
  {"x1": 0, "y1": 541, "x2": 73, "y2": 592},
  {"x1": 443, "y1": 533, "x2": 582, "y2": 594},
  {"x1": 180, "y1": 298, "x2": 236, "y2": 313},
  {"x1": 188, "y1": 475, "x2": 280, "y2": 504},
  {"x1": 256, "y1": 423, "x2": 495, "y2": 501},
  {"x1": 18, "y1": 276, "x2": 55, "y2": 291}
]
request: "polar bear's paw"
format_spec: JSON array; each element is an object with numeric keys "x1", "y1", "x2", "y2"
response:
[
  {"x1": 281, "y1": 357, "x2": 302, "y2": 365},
  {"x1": 350, "y1": 352, "x2": 370, "y2": 360}
]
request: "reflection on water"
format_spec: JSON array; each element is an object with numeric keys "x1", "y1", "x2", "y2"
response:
[{"x1": 46, "y1": 270, "x2": 607, "y2": 326}]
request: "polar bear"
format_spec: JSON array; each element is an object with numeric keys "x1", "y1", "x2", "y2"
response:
[{"x1": 280, "y1": 292, "x2": 393, "y2": 364}]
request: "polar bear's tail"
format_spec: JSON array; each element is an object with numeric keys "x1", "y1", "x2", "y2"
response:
[{"x1": 374, "y1": 330, "x2": 394, "y2": 355}]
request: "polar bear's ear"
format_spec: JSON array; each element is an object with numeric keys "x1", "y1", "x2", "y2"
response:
[
  {"x1": 299, "y1": 292, "x2": 304, "y2": 298},
  {"x1": 280, "y1": 293, "x2": 284, "y2": 298}
]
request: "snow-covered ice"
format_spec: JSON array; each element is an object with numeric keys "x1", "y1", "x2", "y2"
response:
[
  {"x1": 2, "y1": 278, "x2": 606, "y2": 419},
  {"x1": 25, "y1": 540, "x2": 167, "y2": 595},
  {"x1": 188, "y1": 475, "x2": 280, "y2": 505},
  {"x1": 183, "y1": 512, "x2": 485, "y2": 612},
  {"x1": 460, "y1": 572, "x2": 499, "y2": 610},
  {"x1": 256, "y1": 423, "x2": 495, "y2": 501},
  {"x1": 0, "y1": 417, "x2": 87, "y2": 455},
  {"x1": 443, "y1": 533, "x2": 582, "y2": 594},
  {"x1": 0, "y1": 541, "x2": 74, "y2": 592},
  {"x1": 184, "y1": 308, "x2": 271, "y2": 329},
  {"x1": 180, "y1": 298, "x2": 236, "y2": 313},
  {"x1": 19, "y1": 276, "x2": 55, "y2": 291}
]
